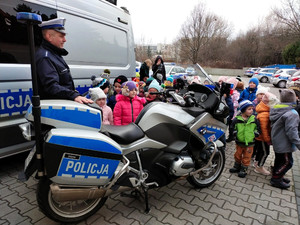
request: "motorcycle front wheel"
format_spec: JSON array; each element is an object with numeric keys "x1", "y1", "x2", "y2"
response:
[
  {"x1": 187, "y1": 147, "x2": 225, "y2": 188},
  {"x1": 37, "y1": 178, "x2": 107, "y2": 223}
]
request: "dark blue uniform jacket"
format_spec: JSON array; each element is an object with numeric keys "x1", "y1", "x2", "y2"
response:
[{"x1": 35, "y1": 40, "x2": 80, "y2": 100}]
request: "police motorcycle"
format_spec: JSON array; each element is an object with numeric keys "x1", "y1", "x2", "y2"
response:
[
  {"x1": 17, "y1": 12, "x2": 229, "y2": 224},
  {"x1": 19, "y1": 67, "x2": 230, "y2": 223}
]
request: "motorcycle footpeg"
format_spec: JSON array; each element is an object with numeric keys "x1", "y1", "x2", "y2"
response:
[{"x1": 144, "y1": 182, "x2": 159, "y2": 188}]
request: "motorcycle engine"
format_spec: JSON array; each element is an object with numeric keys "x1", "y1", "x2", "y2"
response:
[{"x1": 170, "y1": 154, "x2": 194, "y2": 176}]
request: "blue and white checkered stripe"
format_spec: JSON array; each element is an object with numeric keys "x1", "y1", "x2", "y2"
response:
[
  {"x1": 41, "y1": 104, "x2": 101, "y2": 130},
  {"x1": 0, "y1": 85, "x2": 91, "y2": 118}
]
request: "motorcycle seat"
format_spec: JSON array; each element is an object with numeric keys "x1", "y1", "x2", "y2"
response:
[{"x1": 101, "y1": 123, "x2": 145, "y2": 145}]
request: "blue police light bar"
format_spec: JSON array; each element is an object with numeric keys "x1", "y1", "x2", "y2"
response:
[{"x1": 16, "y1": 12, "x2": 42, "y2": 24}]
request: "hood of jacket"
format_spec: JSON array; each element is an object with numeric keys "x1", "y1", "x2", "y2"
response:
[
  {"x1": 270, "y1": 103, "x2": 296, "y2": 122},
  {"x1": 154, "y1": 55, "x2": 164, "y2": 65},
  {"x1": 255, "y1": 101, "x2": 269, "y2": 114}
]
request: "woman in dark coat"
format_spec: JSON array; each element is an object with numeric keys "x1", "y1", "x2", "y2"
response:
[
  {"x1": 152, "y1": 55, "x2": 166, "y2": 84},
  {"x1": 139, "y1": 59, "x2": 152, "y2": 82}
]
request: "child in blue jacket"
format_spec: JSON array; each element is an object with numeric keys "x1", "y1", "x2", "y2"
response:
[{"x1": 238, "y1": 77, "x2": 259, "y2": 103}]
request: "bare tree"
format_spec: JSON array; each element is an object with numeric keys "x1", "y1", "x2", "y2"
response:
[
  {"x1": 177, "y1": 3, "x2": 230, "y2": 64},
  {"x1": 135, "y1": 35, "x2": 153, "y2": 62},
  {"x1": 272, "y1": 0, "x2": 300, "y2": 37}
]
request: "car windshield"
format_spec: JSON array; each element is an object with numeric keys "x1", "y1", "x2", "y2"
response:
[
  {"x1": 185, "y1": 64, "x2": 214, "y2": 84},
  {"x1": 165, "y1": 65, "x2": 172, "y2": 74}
]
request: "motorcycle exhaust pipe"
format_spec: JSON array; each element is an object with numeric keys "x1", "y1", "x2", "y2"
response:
[{"x1": 50, "y1": 184, "x2": 106, "y2": 202}]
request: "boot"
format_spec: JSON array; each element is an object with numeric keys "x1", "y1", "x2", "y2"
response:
[
  {"x1": 254, "y1": 166, "x2": 270, "y2": 175},
  {"x1": 238, "y1": 165, "x2": 248, "y2": 178},
  {"x1": 282, "y1": 177, "x2": 291, "y2": 184},
  {"x1": 270, "y1": 178, "x2": 290, "y2": 189},
  {"x1": 229, "y1": 162, "x2": 241, "y2": 173}
]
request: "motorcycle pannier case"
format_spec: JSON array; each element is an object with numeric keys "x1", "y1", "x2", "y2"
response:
[
  {"x1": 44, "y1": 129, "x2": 122, "y2": 186},
  {"x1": 27, "y1": 100, "x2": 123, "y2": 186}
]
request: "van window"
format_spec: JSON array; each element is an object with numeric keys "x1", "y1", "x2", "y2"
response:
[
  {"x1": 61, "y1": 12, "x2": 128, "y2": 67},
  {"x1": 0, "y1": 0, "x2": 56, "y2": 64}
]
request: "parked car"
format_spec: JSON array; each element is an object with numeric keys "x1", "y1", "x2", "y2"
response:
[
  {"x1": 244, "y1": 68, "x2": 259, "y2": 77},
  {"x1": 271, "y1": 69, "x2": 299, "y2": 88},
  {"x1": 186, "y1": 67, "x2": 196, "y2": 75},
  {"x1": 286, "y1": 70, "x2": 300, "y2": 88},
  {"x1": 165, "y1": 65, "x2": 188, "y2": 80},
  {"x1": 252, "y1": 68, "x2": 278, "y2": 83}
]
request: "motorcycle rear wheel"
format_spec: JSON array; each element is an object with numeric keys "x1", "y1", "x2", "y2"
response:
[
  {"x1": 37, "y1": 178, "x2": 107, "y2": 223},
  {"x1": 187, "y1": 147, "x2": 225, "y2": 188}
]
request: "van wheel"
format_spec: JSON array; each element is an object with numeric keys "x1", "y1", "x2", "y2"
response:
[
  {"x1": 37, "y1": 178, "x2": 107, "y2": 223},
  {"x1": 278, "y1": 80, "x2": 286, "y2": 88},
  {"x1": 261, "y1": 77, "x2": 268, "y2": 83}
]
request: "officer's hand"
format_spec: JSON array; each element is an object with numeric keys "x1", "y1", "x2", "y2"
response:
[{"x1": 74, "y1": 96, "x2": 93, "y2": 104}]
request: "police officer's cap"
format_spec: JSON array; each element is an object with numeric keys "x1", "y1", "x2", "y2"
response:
[{"x1": 39, "y1": 18, "x2": 66, "y2": 34}]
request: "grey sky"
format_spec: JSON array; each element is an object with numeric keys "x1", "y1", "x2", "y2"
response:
[{"x1": 117, "y1": 0, "x2": 283, "y2": 45}]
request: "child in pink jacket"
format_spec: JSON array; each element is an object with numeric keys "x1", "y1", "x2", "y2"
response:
[
  {"x1": 113, "y1": 81, "x2": 146, "y2": 125},
  {"x1": 89, "y1": 87, "x2": 114, "y2": 125}
]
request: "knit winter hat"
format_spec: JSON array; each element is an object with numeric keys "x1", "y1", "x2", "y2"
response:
[
  {"x1": 239, "y1": 100, "x2": 253, "y2": 113},
  {"x1": 236, "y1": 75, "x2": 242, "y2": 82},
  {"x1": 256, "y1": 85, "x2": 270, "y2": 96},
  {"x1": 91, "y1": 76, "x2": 110, "y2": 90},
  {"x1": 279, "y1": 89, "x2": 296, "y2": 103},
  {"x1": 146, "y1": 77, "x2": 154, "y2": 86},
  {"x1": 167, "y1": 77, "x2": 174, "y2": 83},
  {"x1": 191, "y1": 78, "x2": 201, "y2": 84},
  {"x1": 114, "y1": 75, "x2": 128, "y2": 85},
  {"x1": 99, "y1": 79, "x2": 110, "y2": 90},
  {"x1": 218, "y1": 76, "x2": 228, "y2": 83},
  {"x1": 249, "y1": 77, "x2": 259, "y2": 87},
  {"x1": 227, "y1": 77, "x2": 238, "y2": 89},
  {"x1": 89, "y1": 87, "x2": 107, "y2": 101},
  {"x1": 148, "y1": 79, "x2": 161, "y2": 92},
  {"x1": 263, "y1": 92, "x2": 279, "y2": 107},
  {"x1": 121, "y1": 81, "x2": 137, "y2": 96}
]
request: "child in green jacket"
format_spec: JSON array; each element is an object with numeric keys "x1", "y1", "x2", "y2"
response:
[{"x1": 229, "y1": 100, "x2": 261, "y2": 178}]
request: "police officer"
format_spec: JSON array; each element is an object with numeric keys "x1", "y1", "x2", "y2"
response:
[{"x1": 36, "y1": 18, "x2": 92, "y2": 104}]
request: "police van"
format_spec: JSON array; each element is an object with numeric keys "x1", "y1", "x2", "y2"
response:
[{"x1": 0, "y1": 0, "x2": 136, "y2": 158}]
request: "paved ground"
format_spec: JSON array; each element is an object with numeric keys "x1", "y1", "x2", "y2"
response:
[
  {"x1": 1, "y1": 75, "x2": 299, "y2": 225},
  {"x1": 1, "y1": 141, "x2": 299, "y2": 225}
]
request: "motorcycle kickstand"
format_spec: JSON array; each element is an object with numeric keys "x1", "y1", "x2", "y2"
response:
[{"x1": 144, "y1": 188, "x2": 150, "y2": 214}]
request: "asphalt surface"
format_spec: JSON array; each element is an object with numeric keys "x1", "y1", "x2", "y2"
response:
[{"x1": 0, "y1": 76, "x2": 299, "y2": 225}]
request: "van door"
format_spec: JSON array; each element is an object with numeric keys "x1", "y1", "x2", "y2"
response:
[{"x1": 0, "y1": 0, "x2": 57, "y2": 158}]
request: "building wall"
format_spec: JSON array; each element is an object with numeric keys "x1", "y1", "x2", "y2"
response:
[{"x1": 203, "y1": 67, "x2": 246, "y2": 77}]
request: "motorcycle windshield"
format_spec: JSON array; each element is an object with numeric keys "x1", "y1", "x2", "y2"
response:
[{"x1": 184, "y1": 63, "x2": 215, "y2": 86}]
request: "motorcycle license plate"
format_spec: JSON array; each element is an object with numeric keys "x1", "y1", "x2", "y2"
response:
[{"x1": 57, "y1": 153, "x2": 119, "y2": 179}]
